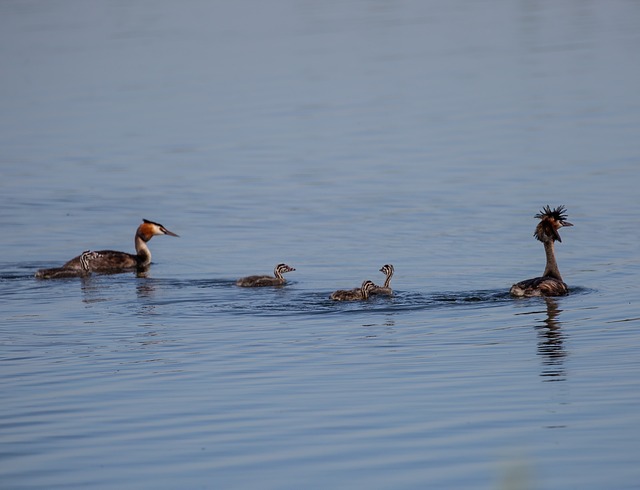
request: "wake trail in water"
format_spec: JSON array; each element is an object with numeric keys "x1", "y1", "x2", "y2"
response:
[{"x1": 0, "y1": 264, "x2": 591, "y2": 317}]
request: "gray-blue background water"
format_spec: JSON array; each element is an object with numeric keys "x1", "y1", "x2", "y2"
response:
[{"x1": 1, "y1": 1, "x2": 639, "y2": 488}]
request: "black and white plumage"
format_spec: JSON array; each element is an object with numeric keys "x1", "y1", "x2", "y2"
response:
[
  {"x1": 370, "y1": 264, "x2": 394, "y2": 296},
  {"x1": 35, "y1": 219, "x2": 178, "y2": 278},
  {"x1": 330, "y1": 280, "x2": 377, "y2": 301},
  {"x1": 510, "y1": 205, "x2": 573, "y2": 297},
  {"x1": 236, "y1": 263, "x2": 296, "y2": 287}
]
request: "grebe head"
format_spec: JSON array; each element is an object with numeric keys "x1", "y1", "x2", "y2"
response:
[
  {"x1": 275, "y1": 263, "x2": 296, "y2": 274},
  {"x1": 533, "y1": 205, "x2": 573, "y2": 243},
  {"x1": 379, "y1": 264, "x2": 394, "y2": 276},
  {"x1": 137, "y1": 219, "x2": 179, "y2": 242},
  {"x1": 79, "y1": 250, "x2": 101, "y2": 271},
  {"x1": 360, "y1": 280, "x2": 377, "y2": 298}
]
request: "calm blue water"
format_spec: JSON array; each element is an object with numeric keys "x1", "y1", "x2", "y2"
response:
[{"x1": 1, "y1": 1, "x2": 640, "y2": 488}]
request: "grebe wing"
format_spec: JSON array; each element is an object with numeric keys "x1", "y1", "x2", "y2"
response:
[
  {"x1": 370, "y1": 286, "x2": 392, "y2": 296},
  {"x1": 510, "y1": 276, "x2": 568, "y2": 297},
  {"x1": 89, "y1": 250, "x2": 139, "y2": 271},
  {"x1": 236, "y1": 275, "x2": 283, "y2": 287},
  {"x1": 330, "y1": 287, "x2": 362, "y2": 301}
]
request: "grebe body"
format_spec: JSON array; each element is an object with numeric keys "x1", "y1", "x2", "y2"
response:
[
  {"x1": 35, "y1": 250, "x2": 99, "y2": 279},
  {"x1": 236, "y1": 263, "x2": 296, "y2": 287},
  {"x1": 35, "y1": 219, "x2": 178, "y2": 278},
  {"x1": 370, "y1": 264, "x2": 394, "y2": 296},
  {"x1": 510, "y1": 276, "x2": 568, "y2": 297},
  {"x1": 510, "y1": 206, "x2": 573, "y2": 297},
  {"x1": 330, "y1": 280, "x2": 377, "y2": 301}
]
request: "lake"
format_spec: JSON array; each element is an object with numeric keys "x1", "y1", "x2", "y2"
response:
[{"x1": 1, "y1": 1, "x2": 639, "y2": 488}]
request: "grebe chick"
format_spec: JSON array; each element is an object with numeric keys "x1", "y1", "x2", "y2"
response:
[
  {"x1": 370, "y1": 264, "x2": 394, "y2": 296},
  {"x1": 35, "y1": 250, "x2": 99, "y2": 279},
  {"x1": 330, "y1": 280, "x2": 377, "y2": 301},
  {"x1": 35, "y1": 219, "x2": 178, "y2": 277},
  {"x1": 236, "y1": 263, "x2": 296, "y2": 287},
  {"x1": 510, "y1": 205, "x2": 573, "y2": 297}
]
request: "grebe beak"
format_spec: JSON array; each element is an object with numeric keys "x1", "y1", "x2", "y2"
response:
[
  {"x1": 562, "y1": 221, "x2": 574, "y2": 227},
  {"x1": 162, "y1": 227, "x2": 179, "y2": 237}
]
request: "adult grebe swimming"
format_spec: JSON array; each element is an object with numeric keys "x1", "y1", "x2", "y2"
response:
[
  {"x1": 370, "y1": 264, "x2": 394, "y2": 296},
  {"x1": 236, "y1": 263, "x2": 296, "y2": 287},
  {"x1": 35, "y1": 219, "x2": 178, "y2": 278},
  {"x1": 510, "y1": 206, "x2": 573, "y2": 297},
  {"x1": 330, "y1": 280, "x2": 377, "y2": 301}
]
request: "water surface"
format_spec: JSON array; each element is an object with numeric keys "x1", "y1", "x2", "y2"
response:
[{"x1": 1, "y1": 1, "x2": 640, "y2": 488}]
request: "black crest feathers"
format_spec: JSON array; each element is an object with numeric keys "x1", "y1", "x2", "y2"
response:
[{"x1": 534, "y1": 205, "x2": 568, "y2": 222}]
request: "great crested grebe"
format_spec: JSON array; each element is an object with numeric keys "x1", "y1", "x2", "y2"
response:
[
  {"x1": 35, "y1": 219, "x2": 178, "y2": 278},
  {"x1": 236, "y1": 263, "x2": 296, "y2": 287},
  {"x1": 35, "y1": 250, "x2": 99, "y2": 279},
  {"x1": 510, "y1": 205, "x2": 573, "y2": 297},
  {"x1": 370, "y1": 264, "x2": 394, "y2": 296},
  {"x1": 330, "y1": 280, "x2": 377, "y2": 301}
]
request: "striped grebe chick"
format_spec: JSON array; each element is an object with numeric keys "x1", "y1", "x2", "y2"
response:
[
  {"x1": 370, "y1": 264, "x2": 394, "y2": 296},
  {"x1": 35, "y1": 250, "x2": 99, "y2": 279},
  {"x1": 35, "y1": 219, "x2": 178, "y2": 277},
  {"x1": 236, "y1": 263, "x2": 296, "y2": 287},
  {"x1": 330, "y1": 280, "x2": 377, "y2": 301},
  {"x1": 510, "y1": 205, "x2": 573, "y2": 297}
]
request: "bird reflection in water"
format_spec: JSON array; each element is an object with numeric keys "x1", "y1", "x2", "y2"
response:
[
  {"x1": 135, "y1": 278, "x2": 159, "y2": 318},
  {"x1": 136, "y1": 279, "x2": 156, "y2": 299},
  {"x1": 536, "y1": 298, "x2": 567, "y2": 381},
  {"x1": 79, "y1": 275, "x2": 107, "y2": 306}
]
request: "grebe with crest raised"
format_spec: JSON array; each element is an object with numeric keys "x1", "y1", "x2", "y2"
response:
[
  {"x1": 370, "y1": 264, "x2": 394, "y2": 296},
  {"x1": 35, "y1": 219, "x2": 178, "y2": 278},
  {"x1": 510, "y1": 205, "x2": 573, "y2": 297},
  {"x1": 330, "y1": 280, "x2": 377, "y2": 301},
  {"x1": 236, "y1": 263, "x2": 296, "y2": 287}
]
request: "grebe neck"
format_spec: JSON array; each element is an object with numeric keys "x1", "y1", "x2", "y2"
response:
[
  {"x1": 542, "y1": 240, "x2": 562, "y2": 281},
  {"x1": 383, "y1": 272, "x2": 393, "y2": 288},
  {"x1": 134, "y1": 232, "x2": 152, "y2": 266}
]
